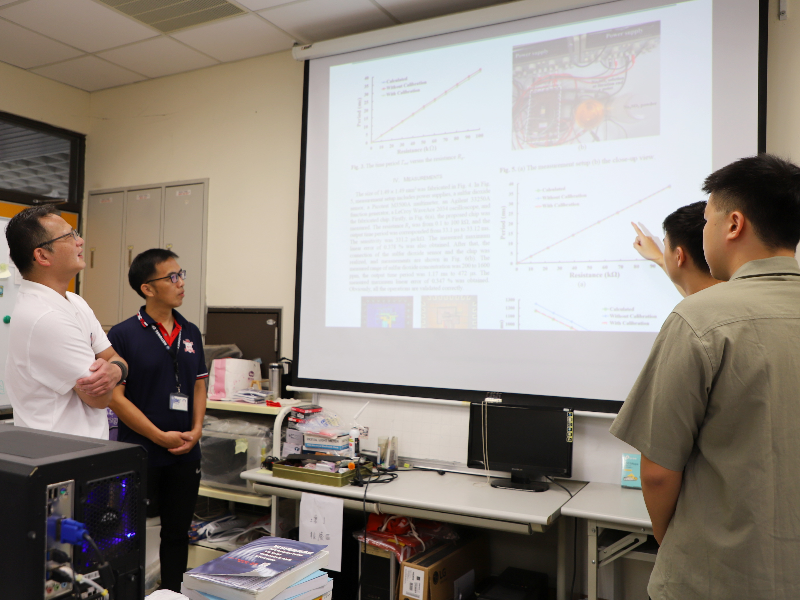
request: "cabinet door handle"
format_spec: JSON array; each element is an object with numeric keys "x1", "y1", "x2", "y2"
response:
[
  {"x1": 128, "y1": 248, "x2": 132, "y2": 267},
  {"x1": 90, "y1": 249, "x2": 95, "y2": 268}
]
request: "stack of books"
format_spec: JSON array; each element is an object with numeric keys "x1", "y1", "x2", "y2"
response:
[{"x1": 181, "y1": 537, "x2": 331, "y2": 600}]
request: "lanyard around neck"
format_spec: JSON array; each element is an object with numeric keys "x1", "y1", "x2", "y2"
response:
[{"x1": 151, "y1": 324, "x2": 182, "y2": 393}]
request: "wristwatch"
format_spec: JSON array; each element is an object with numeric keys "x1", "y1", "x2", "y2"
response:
[{"x1": 111, "y1": 360, "x2": 128, "y2": 385}]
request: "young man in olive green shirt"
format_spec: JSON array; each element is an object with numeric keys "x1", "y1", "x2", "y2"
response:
[{"x1": 611, "y1": 154, "x2": 800, "y2": 600}]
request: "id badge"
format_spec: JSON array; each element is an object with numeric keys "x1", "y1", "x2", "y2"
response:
[{"x1": 170, "y1": 393, "x2": 189, "y2": 412}]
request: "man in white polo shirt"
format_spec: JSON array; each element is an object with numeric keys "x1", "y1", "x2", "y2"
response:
[{"x1": 5, "y1": 205, "x2": 127, "y2": 439}]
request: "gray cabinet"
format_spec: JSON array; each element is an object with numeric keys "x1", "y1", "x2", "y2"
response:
[
  {"x1": 84, "y1": 191, "x2": 124, "y2": 327},
  {"x1": 83, "y1": 180, "x2": 207, "y2": 332},
  {"x1": 122, "y1": 187, "x2": 162, "y2": 319},
  {"x1": 164, "y1": 183, "x2": 205, "y2": 329}
]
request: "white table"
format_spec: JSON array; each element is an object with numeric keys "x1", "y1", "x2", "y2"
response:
[
  {"x1": 242, "y1": 467, "x2": 586, "y2": 600},
  {"x1": 561, "y1": 482, "x2": 654, "y2": 600}
]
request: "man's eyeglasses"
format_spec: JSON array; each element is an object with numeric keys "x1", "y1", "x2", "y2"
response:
[
  {"x1": 145, "y1": 270, "x2": 187, "y2": 284},
  {"x1": 36, "y1": 229, "x2": 80, "y2": 248}
]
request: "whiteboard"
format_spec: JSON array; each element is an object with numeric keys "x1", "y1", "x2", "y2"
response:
[{"x1": 0, "y1": 218, "x2": 20, "y2": 409}]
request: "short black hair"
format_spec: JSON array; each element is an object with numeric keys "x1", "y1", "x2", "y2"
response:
[
  {"x1": 6, "y1": 205, "x2": 61, "y2": 276},
  {"x1": 702, "y1": 154, "x2": 800, "y2": 250},
  {"x1": 662, "y1": 201, "x2": 710, "y2": 275},
  {"x1": 129, "y1": 248, "x2": 179, "y2": 299}
]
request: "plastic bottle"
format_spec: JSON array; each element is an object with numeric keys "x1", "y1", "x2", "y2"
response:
[{"x1": 348, "y1": 427, "x2": 360, "y2": 458}]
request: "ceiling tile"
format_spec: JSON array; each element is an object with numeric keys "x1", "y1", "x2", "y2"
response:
[
  {"x1": 98, "y1": 37, "x2": 218, "y2": 79},
  {"x1": 259, "y1": 0, "x2": 397, "y2": 42},
  {"x1": 171, "y1": 13, "x2": 295, "y2": 62},
  {"x1": 374, "y1": 0, "x2": 510, "y2": 23},
  {"x1": 0, "y1": 18, "x2": 84, "y2": 69},
  {"x1": 32, "y1": 55, "x2": 146, "y2": 91},
  {"x1": 235, "y1": 0, "x2": 296, "y2": 10},
  {"x1": 0, "y1": 0, "x2": 158, "y2": 53}
]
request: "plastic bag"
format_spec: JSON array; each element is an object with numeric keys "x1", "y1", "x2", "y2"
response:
[
  {"x1": 292, "y1": 409, "x2": 349, "y2": 436},
  {"x1": 353, "y1": 514, "x2": 460, "y2": 562},
  {"x1": 203, "y1": 415, "x2": 270, "y2": 438}
]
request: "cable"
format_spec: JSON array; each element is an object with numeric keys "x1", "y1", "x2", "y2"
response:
[
  {"x1": 82, "y1": 533, "x2": 115, "y2": 597},
  {"x1": 57, "y1": 566, "x2": 109, "y2": 598},
  {"x1": 68, "y1": 557, "x2": 78, "y2": 600},
  {"x1": 83, "y1": 533, "x2": 106, "y2": 564},
  {"x1": 356, "y1": 462, "x2": 371, "y2": 600},
  {"x1": 545, "y1": 476, "x2": 574, "y2": 498},
  {"x1": 481, "y1": 399, "x2": 491, "y2": 485},
  {"x1": 355, "y1": 462, "x2": 399, "y2": 598}
]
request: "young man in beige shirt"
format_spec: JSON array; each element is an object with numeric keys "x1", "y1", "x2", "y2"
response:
[{"x1": 612, "y1": 154, "x2": 800, "y2": 600}]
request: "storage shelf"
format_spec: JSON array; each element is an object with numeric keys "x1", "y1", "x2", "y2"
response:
[
  {"x1": 206, "y1": 400, "x2": 282, "y2": 414},
  {"x1": 198, "y1": 484, "x2": 272, "y2": 507},
  {"x1": 187, "y1": 544, "x2": 225, "y2": 569}
]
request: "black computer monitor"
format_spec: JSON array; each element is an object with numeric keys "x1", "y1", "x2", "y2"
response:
[{"x1": 467, "y1": 403, "x2": 573, "y2": 492}]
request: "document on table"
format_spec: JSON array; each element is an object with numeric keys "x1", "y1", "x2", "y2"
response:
[{"x1": 299, "y1": 492, "x2": 344, "y2": 571}]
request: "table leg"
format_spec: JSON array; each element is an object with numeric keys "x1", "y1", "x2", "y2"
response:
[
  {"x1": 270, "y1": 495, "x2": 278, "y2": 536},
  {"x1": 557, "y1": 517, "x2": 567, "y2": 600},
  {"x1": 587, "y1": 519, "x2": 598, "y2": 600}
]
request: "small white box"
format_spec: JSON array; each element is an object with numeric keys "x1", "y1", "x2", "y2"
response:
[{"x1": 303, "y1": 433, "x2": 349, "y2": 452}]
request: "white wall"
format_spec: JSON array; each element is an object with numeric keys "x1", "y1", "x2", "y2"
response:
[
  {"x1": 0, "y1": 61, "x2": 90, "y2": 134},
  {"x1": 85, "y1": 52, "x2": 305, "y2": 356}
]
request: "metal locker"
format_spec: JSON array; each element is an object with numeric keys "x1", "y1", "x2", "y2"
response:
[
  {"x1": 163, "y1": 183, "x2": 205, "y2": 331},
  {"x1": 121, "y1": 188, "x2": 162, "y2": 320},
  {"x1": 84, "y1": 192, "x2": 124, "y2": 328}
]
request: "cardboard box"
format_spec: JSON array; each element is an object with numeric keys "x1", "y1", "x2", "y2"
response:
[{"x1": 400, "y1": 537, "x2": 489, "y2": 600}]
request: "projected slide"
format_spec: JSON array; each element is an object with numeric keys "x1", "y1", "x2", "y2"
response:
[{"x1": 323, "y1": 2, "x2": 712, "y2": 335}]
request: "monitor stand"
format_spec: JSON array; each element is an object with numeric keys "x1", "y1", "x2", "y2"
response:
[{"x1": 490, "y1": 471, "x2": 549, "y2": 493}]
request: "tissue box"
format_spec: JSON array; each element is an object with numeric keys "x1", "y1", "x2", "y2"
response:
[{"x1": 621, "y1": 453, "x2": 642, "y2": 489}]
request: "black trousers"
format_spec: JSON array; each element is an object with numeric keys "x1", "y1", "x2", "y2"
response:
[{"x1": 147, "y1": 459, "x2": 201, "y2": 592}]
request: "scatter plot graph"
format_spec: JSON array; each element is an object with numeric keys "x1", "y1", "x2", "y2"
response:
[
  {"x1": 365, "y1": 68, "x2": 484, "y2": 144},
  {"x1": 511, "y1": 182, "x2": 672, "y2": 265}
]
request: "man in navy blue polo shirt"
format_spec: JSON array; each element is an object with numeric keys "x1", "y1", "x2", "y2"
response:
[{"x1": 108, "y1": 248, "x2": 207, "y2": 592}]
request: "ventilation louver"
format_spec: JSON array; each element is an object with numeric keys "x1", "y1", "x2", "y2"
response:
[{"x1": 96, "y1": 0, "x2": 245, "y2": 34}]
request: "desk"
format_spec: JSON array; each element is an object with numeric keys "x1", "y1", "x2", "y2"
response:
[
  {"x1": 242, "y1": 468, "x2": 586, "y2": 600},
  {"x1": 561, "y1": 482, "x2": 654, "y2": 600}
]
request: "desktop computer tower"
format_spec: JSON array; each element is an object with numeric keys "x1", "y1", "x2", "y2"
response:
[{"x1": 0, "y1": 422, "x2": 148, "y2": 599}]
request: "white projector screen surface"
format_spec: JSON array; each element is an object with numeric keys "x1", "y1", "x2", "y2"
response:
[{"x1": 296, "y1": 0, "x2": 761, "y2": 406}]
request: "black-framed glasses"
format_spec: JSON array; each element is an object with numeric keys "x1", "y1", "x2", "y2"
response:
[
  {"x1": 36, "y1": 229, "x2": 80, "y2": 248},
  {"x1": 145, "y1": 270, "x2": 187, "y2": 284}
]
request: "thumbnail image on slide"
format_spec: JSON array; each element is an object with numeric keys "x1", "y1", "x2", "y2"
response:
[
  {"x1": 421, "y1": 296, "x2": 478, "y2": 329},
  {"x1": 512, "y1": 21, "x2": 660, "y2": 149},
  {"x1": 361, "y1": 296, "x2": 413, "y2": 328}
]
